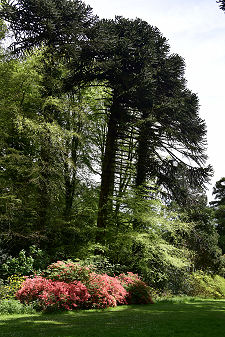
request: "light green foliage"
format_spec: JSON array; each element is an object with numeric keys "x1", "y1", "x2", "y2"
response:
[
  {"x1": 0, "y1": 299, "x2": 36, "y2": 314},
  {"x1": 0, "y1": 46, "x2": 104, "y2": 254},
  {"x1": 187, "y1": 271, "x2": 225, "y2": 298},
  {"x1": 105, "y1": 188, "x2": 193, "y2": 291},
  {"x1": 80, "y1": 255, "x2": 128, "y2": 276},
  {"x1": 0, "y1": 19, "x2": 7, "y2": 41},
  {"x1": 0, "y1": 50, "x2": 46, "y2": 247}
]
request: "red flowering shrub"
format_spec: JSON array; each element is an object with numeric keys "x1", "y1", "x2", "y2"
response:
[
  {"x1": 43, "y1": 260, "x2": 92, "y2": 284},
  {"x1": 117, "y1": 272, "x2": 153, "y2": 304},
  {"x1": 42, "y1": 261, "x2": 129, "y2": 309},
  {"x1": 16, "y1": 276, "x2": 90, "y2": 311},
  {"x1": 16, "y1": 262, "x2": 153, "y2": 311},
  {"x1": 86, "y1": 273, "x2": 128, "y2": 308}
]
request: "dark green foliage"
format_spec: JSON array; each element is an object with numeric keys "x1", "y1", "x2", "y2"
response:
[
  {"x1": 0, "y1": 0, "x2": 95, "y2": 54},
  {"x1": 210, "y1": 178, "x2": 225, "y2": 253},
  {"x1": 1, "y1": 246, "x2": 49, "y2": 279},
  {"x1": 211, "y1": 177, "x2": 225, "y2": 207},
  {"x1": 176, "y1": 199, "x2": 224, "y2": 274},
  {"x1": 86, "y1": 16, "x2": 212, "y2": 239},
  {"x1": 126, "y1": 281, "x2": 153, "y2": 304}
]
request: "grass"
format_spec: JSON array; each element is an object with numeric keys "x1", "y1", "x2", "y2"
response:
[{"x1": 1, "y1": 298, "x2": 225, "y2": 337}]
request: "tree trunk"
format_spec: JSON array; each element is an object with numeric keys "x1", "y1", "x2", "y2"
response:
[
  {"x1": 136, "y1": 112, "x2": 150, "y2": 188},
  {"x1": 96, "y1": 100, "x2": 120, "y2": 244},
  {"x1": 38, "y1": 133, "x2": 51, "y2": 232},
  {"x1": 64, "y1": 134, "x2": 79, "y2": 221}
]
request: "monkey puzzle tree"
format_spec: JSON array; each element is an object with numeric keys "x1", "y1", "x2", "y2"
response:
[
  {"x1": 83, "y1": 17, "x2": 211, "y2": 243},
  {"x1": 0, "y1": 0, "x2": 95, "y2": 54},
  {"x1": 81, "y1": 17, "x2": 161, "y2": 242}
]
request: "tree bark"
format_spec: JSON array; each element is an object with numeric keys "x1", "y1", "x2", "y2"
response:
[
  {"x1": 96, "y1": 99, "x2": 120, "y2": 244},
  {"x1": 136, "y1": 112, "x2": 150, "y2": 188}
]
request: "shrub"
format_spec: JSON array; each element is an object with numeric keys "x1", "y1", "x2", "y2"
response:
[
  {"x1": 126, "y1": 280, "x2": 154, "y2": 304},
  {"x1": 43, "y1": 260, "x2": 92, "y2": 284},
  {"x1": 0, "y1": 275, "x2": 25, "y2": 300},
  {"x1": 1, "y1": 246, "x2": 49, "y2": 278},
  {"x1": 86, "y1": 273, "x2": 128, "y2": 308},
  {"x1": 16, "y1": 276, "x2": 90, "y2": 311},
  {"x1": 187, "y1": 272, "x2": 225, "y2": 298},
  {"x1": 117, "y1": 272, "x2": 140, "y2": 286},
  {"x1": 117, "y1": 272, "x2": 153, "y2": 304},
  {"x1": 0, "y1": 299, "x2": 36, "y2": 315},
  {"x1": 2, "y1": 250, "x2": 34, "y2": 277},
  {"x1": 16, "y1": 261, "x2": 153, "y2": 311}
]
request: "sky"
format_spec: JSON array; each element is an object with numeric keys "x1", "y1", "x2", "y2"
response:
[{"x1": 83, "y1": 0, "x2": 225, "y2": 201}]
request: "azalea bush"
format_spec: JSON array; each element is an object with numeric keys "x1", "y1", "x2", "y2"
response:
[
  {"x1": 118, "y1": 272, "x2": 153, "y2": 304},
  {"x1": 15, "y1": 261, "x2": 153, "y2": 311},
  {"x1": 16, "y1": 276, "x2": 90, "y2": 311},
  {"x1": 43, "y1": 260, "x2": 92, "y2": 284},
  {"x1": 87, "y1": 273, "x2": 128, "y2": 308}
]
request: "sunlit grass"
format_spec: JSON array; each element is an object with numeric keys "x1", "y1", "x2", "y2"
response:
[{"x1": 1, "y1": 298, "x2": 225, "y2": 337}]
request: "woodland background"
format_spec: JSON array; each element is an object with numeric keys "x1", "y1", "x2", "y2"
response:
[{"x1": 1, "y1": 0, "x2": 225, "y2": 294}]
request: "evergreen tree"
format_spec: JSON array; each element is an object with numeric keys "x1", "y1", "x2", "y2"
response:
[
  {"x1": 0, "y1": 0, "x2": 95, "y2": 55},
  {"x1": 211, "y1": 177, "x2": 225, "y2": 253},
  {"x1": 83, "y1": 17, "x2": 211, "y2": 242}
]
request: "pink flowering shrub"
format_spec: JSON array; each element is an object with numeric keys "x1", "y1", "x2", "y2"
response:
[
  {"x1": 117, "y1": 272, "x2": 153, "y2": 304},
  {"x1": 15, "y1": 262, "x2": 153, "y2": 311},
  {"x1": 16, "y1": 276, "x2": 90, "y2": 311},
  {"x1": 86, "y1": 273, "x2": 128, "y2": 308},
  {"x1": 43, "y1": 260, "x2": 92, "y2": 284}
]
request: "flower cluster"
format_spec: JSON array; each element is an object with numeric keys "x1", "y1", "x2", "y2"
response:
[
  {"x1": 0, "y1": 275, "x2": 25, "y2": 300},
  {"x1": 87, "y1": 273, "x2": 128, "y2": 308},
  {"x1": 16, "y1": 276, "x2": 90, "y2": 311},
  {"x1": 15, "y1": 262, "x2": 153, "y2": 311}
]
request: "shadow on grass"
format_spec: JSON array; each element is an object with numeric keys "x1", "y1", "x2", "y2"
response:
[{"x1": 1, "y1": 300, "x2": 225, "y2": 337}]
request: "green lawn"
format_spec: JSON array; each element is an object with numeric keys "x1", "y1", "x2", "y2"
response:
[{"x1": 1, "y1": 299, "x2": 225, "y2": 337}]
